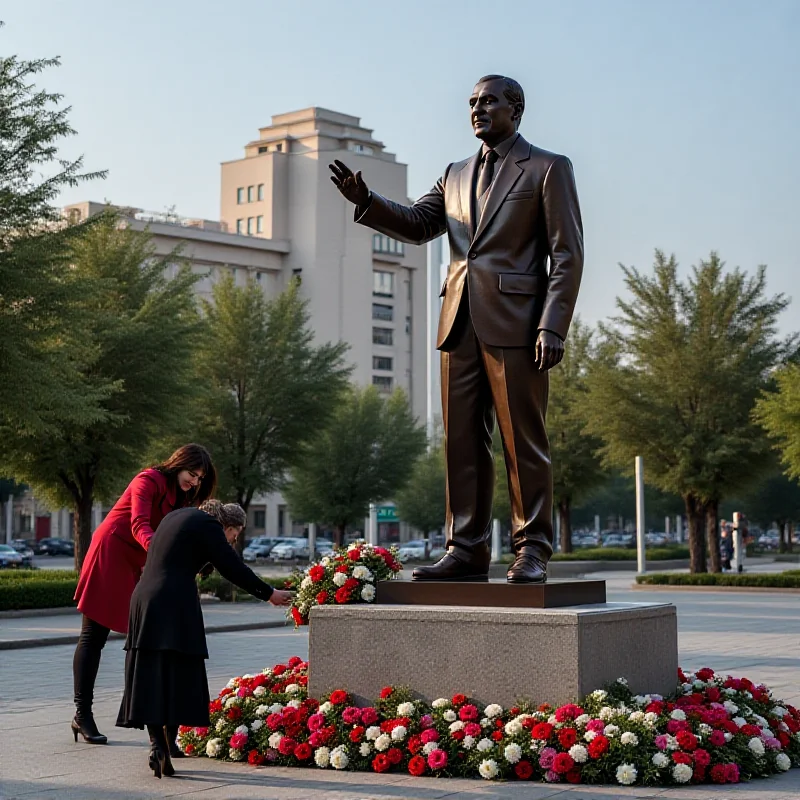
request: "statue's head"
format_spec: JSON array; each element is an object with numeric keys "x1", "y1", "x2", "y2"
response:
[{"x1": 470, "y1": 75, "x2": 525, "y2": 145}]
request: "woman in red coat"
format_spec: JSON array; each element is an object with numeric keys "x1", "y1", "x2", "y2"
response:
[{"x1": 71, "y1": 443, "x2": 216, "y2": 745}]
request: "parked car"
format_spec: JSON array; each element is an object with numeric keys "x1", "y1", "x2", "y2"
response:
[
  {"x1": 602, "y1": 533, "x2": 635, "y2": 548},
  {"x1": 645, "y1": 532, "x2": 668, "y2": 547},
  {"x1": 757, "y1": 531, "x2": 780, "y2": 551},
  {"x1": 314, "y1": 540, "x2": 334, "y2": 557},
  {"x1": 396, "y1": 540, "x2": 430, "y2": 561},
  {"x1": 36, "y1": 538, "x2": 74, "y2": 556},
  {"x1": 0, "y1": 543, "x2": 24, "y2": 568},
  {"x1": 270, "y1": 538, "x2": 310, "y2": 560},
  {"x1": 242, "y1": 537, "x2": 282, "y2": 562},
  {"x1": 9, "y1": 539, "x2": 34, "y2": 567}
]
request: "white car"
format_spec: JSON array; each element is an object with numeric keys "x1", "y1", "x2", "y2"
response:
[
  {"x1": 270, "y1": 538, "x2": 309, "y2": 560},
  {"x1": 396, "y1": 540, "x2": 429, "y2": 561},
  {"x1": 0, "y1": 544, "x2": 24, "y2": 568}
]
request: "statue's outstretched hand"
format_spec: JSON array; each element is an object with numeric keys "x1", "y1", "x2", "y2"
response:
[
  {"x1": 329, "y1": 159, "x2": 370, "y2": 206},
  {"x1": 535, "y1": 330, "x2": 565, "y2": 371}
]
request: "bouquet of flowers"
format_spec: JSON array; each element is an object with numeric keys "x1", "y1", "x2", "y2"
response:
[
  {"x1": 178, "y1": 662, "x2": 800, "y2": 786},
  {"x1": 285, "y1": 541, "x2": 402, "y2": 626}
]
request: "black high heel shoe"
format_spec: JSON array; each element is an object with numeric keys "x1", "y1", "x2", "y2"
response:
[
  {"x1": 149, "y1": 746, "x2": 163, "y2": 779},
  {"x1": 165, "y1": 725, "x2": 185, "y2": 758},
  {"x1": 71, "y1": 715, "x2": 108, "y2": 744}
]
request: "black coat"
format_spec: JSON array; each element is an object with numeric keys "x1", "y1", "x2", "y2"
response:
[{"x1": 125, "y1": 507, "x2": 275, "y2": 658}]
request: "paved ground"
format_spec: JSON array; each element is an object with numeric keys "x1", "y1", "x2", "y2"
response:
[{"x1": 1, "y1": 573, "x2": 799, "y2": 799}]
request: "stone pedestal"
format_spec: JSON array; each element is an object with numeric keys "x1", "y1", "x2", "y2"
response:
[{"x1": 308, "y1": 602, "x2": 678, "y2": 708}]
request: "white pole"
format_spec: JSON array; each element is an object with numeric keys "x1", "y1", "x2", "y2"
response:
[
  {"x1": 308, "y1": 522, "x2": 317, "y2": 560},
  {"x1": 665, "y1": 516, "x2": 670, "y2": 536},
  {"x1": 554, "y1": 511, "x2": 561, "y2": 552},
  {"x1": 676, "y1": 515, "x2": 683, "y2": 543},
  {"x1": 635, "y1": 456, "x2": 646, "y2": 574},
  {"x1": 491, "y1": 519, "x2": 502, "y2": 563},
  {"x1": 594, "y1": 514, "x2": 600, "y2": 535},
  {"x1": 5, "y1": 496, "x2": 13, "y2": 543},
  {"x1": 732, "y1": 511, "x2": 744, "y2": 573},
  {"x1": 368, "y1": 504, "x2": 378, "y2": 546}
]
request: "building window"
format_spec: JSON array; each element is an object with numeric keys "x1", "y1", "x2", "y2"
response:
[
  {"x1": 372, "y1": 303, "x2": 393, "y2": 321},
  {"x1": 373, "y1": 234, "x2": 404, "y2": 256},
  {"x1": 254, "y1": 510, "x2": 266, "y2": 530},
  {"x1": 373, "y1": 270, "x2": 394, "y2": 297},
  {"x1": 406, "y1": 316, "x2": 412, "y2": 334},
  {"x1": 256, "y1": 215, "x2": 264, "y2": 233},
  {"x1": 237, "y1": 188, "x2": 245, "y2": 204},
  {"x1": 67, "y1": 208, "x2": 82, "y2": 224},
  {"x1": 276, "y1": 143, "x2": 283, "y2": 152},
  {"x1": 247, "y1": 217, "x2": 254, "y2": 235},
  {"x1": 373, "y1": 375, "x2": 393, "y2": 391},
  {"x1": 256, "y1": 272, "x2": 262, "y2": 282},
  {"x1": 349, "y1": 143, "x2": 374, "y2": 155},
  {"x1": 257, "y1": 184, "x2": 264, "y2": 201},
  {"x1": 258, "y1": 145, "x2": 269, "y2": 153},
  {"x1": 236, "y1": 219, "x2": 244, "y2": 234},
  {"x1": 373, "y1": 356, "x2": 393, "y2": 371},
  {"x1": 372, "y1": 327, "x2": 393, "y2": 346},
  {"x1": 247, "y1": 186, "x2": 254, "y2": 203}
]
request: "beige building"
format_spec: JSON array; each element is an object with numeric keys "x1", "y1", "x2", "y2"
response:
[{"x1": 55, "y1": 108, "x2": 434, "y2": 541}]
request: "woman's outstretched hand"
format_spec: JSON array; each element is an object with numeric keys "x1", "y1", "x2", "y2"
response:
[{"x1": 269, "y1": 589, "x2": 293, "y2": 606}]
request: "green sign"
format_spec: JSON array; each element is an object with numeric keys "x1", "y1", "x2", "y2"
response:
[{"x1": 376, "y1": 505, "x2": 398, "y2": 522}]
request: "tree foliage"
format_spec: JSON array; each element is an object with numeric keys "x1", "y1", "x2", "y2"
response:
[
  {"x1": 0, "y1": 215, "x2": 202, "y2": 568},
  {"x1": 395, "y1": 443, "x2": 446, "y2": 535},
  {"x1": 583, "y1": 251, "x2": 792, "y2": 572},
  {"x1": 284, "y1": 386, "x2": 427, "y2": 545},
  {"x1": 755, "y1": 364, "x2": 800, "y2": 481}
]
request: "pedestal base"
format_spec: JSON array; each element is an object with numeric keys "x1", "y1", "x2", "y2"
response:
[{"x1": 308, "y1": 602, "x2": 678, "y2": 708}]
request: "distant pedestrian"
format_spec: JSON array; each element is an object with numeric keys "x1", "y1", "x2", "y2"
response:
[{"x1": 720, "y1": 521, "x2": 733, "y2": 571}]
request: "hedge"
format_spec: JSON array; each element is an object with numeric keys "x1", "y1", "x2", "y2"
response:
[
  {"x1": 636, "y1": 571, "x2": 800, "y2": 588},
  {"x1": 0, "y1": 578, "x2": 78, "y2": 610},
  {"x1": 0, "y1": 569, "x2": 78, "y2": 582},
  {"x1": 197, "y1": 572, "x2": 290, "y2": 602},
  {"x1": 550, "y1": 546, "x2": 690, "y2": 562}
]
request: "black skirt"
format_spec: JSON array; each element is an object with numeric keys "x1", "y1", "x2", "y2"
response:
[{"x1": 116, "y1": 648, "x2": 210, "y2": 729}]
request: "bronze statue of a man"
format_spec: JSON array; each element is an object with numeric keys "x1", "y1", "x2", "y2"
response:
[{"x1": 330, "y1": 75, "x2": 583, "y2": 583}]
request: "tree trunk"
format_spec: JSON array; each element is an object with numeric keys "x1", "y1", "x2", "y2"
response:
[
  {"x1": 73, "y1": 490, "x2": 95, "y2": 573},
  {"x1": 334, "y1": 524, "x2": 346, "y2": 548},
  {"x1": 684, "y1": 493, "x2": 707, "y2": 573},
  {"x1": 705, "y1": 500, "x2": 721, "y2": 573},
  {"x1": 789, "y1": 522, "x2": 794, "y2": 554},
  {"x1": 558, "y1": 499, "x2": 573, "y2": 554}
]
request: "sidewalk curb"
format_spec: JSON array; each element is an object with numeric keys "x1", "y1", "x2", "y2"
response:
[
  {"x1": 0, "y1": 595, "x2": 221, "y2": 620},
  {"x1": 632, "y1": 583, "x2": 800, "y2": 594},
  {"x1": 0, "y1": 619, "x2": 291, "y2": 651}
]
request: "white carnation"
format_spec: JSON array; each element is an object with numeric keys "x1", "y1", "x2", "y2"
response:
[
  {"x1": 253, "y1": 686, "x2": 266, "y2": 697},
  {"x1": 604, "y1": 724, "x2": 620, "y2": 737},
  {"x1": 652, "y1": 752, "x2": 669, "y2": 768},
  {"x1": 314, "y1": 746, "x2": 330, "y2": 768},
  {"x1": 396, "y1": 702, "x2": 415, "y2": 717},
  {"x1": 215, "y1": 719, "x2": 226, "y2": 732},
  {"x1": 229, "y1": 747, "x2": 244, "y2": 761},
  {"x1": 698, "y1": 723, "x2": 712, "y2": 735},
  {"x1": 504, "y1": 743, "x2": 522, "y2": 764},
  {"x1": 504, "y1": 719, "x2": 523, "y2": 735},
  {"x1": 443, "y1": 710, "x2": 457, "y2": 722},
  {"x1": 332, "y1": 572, "x2": 348, "y2": 587},
  {"x1": 301, "y1": 576, "x2": 313, "y2": 589},
  {"x1": 432, "y1": 698, "x2": 449, "y2": 708},
  {"x1": 723, "y1": 701, "x2": 739, "y2": 714},
  {"x1": 449, "y1": 721, "x2": 465, "y2": 733},
  {"x1": 628, "y1": 711, "x2": 645, "y2": 723},
  {"x1": 569, "y1": 744, "x2": 588, "y2": 763},
  {"x1": 268, "y1": 732, "x2": 283, "y2": 748},
  {"x1": 463, "y1": 735, "x2": 476, "y2": 749},
  {"x1": 672, "y1": 763, "x2": 692, "y2": 783},
  {"x1": 477, "y1": 738, "x2": 494, "y2": 752},
  {"x1": 285, "y1": 683, "x2": 299, "y2": 695},
  {"x1": 268, "y1": 703, "x2": 284, "y2": 714},
  {"x1": 574, "y1": 714, "x2": 590, "y2": 727},
  {"x1": 287, "y1": 699, "x2": 302, "y2": 709},
  {"x1": 748, "y1": 737, "x2": 765, "y2": 755},
  {"x1": 251, "y1": 719, "x2": 264, "y2": 732},
  {"x1": 620, "y1": 732, "x2": 638, "y2": 746},
  {"x1": 725, "y1": 687, "x2": 737, "y2": 696},
  {"x1": 206, "y1": 738, "x2": 223, "y2": 757},
  {"x1": 361, "y1": 584, "x2": 376, "y2": 602},
  {"x1": 776, "y1": 753, "x2": 791, "y2": 771},
  {"x1": 319, "y1": 702, "x2": 332, "y2": 714},
  {"x1": 547, "y1": 714, "x2": 557, "y2": 724},
  {"x1": 234, "y1": 725, "x2": 249, "y2": 735},
  {"x1": 330, "y1": 746, "x2": 349, "y2": 770},
  {"x1": 352, "y1": 565, "x2": 373, "y2": 581},
  {"x1": 584, "y1": 731, "x2": 597, "y2": 742},
  {"x1": 484, "y1": 704, "x2": 503, "y2": 718},
  {"x1": 478, "y1": 759, "x2": 499, "y2": 779},
  {"x1": 774, "y1": 706, "x2": 788, "y2": 718},
  {"x1": 255, "y1": 704, "x2": 269, "y2": 717},
  {"x1": 365, "y1": 726, "x2": 381, "y2": 741},
  {"x1": 374, "y1": 734, "x2": 391, "y2": 751},
  {"x1": 599, "y1": 706, "x2": 615, "y2": 720},
  {"x1": 480, "y1": 717, "x2": 492, "y2": 728},
  {"x1": 616, "y1": 763, "x2": 637, "y2": 785},
  {"x1": 320, "y1": 556, "x2": 331, "y2": 566},
  {"x1": 733, "y1": 716, "x2": 747, "y2": 728},
  {"x1": 644, "y1": 712, "x2": 659, "y2": 725},
  {"x1": 725, "y1": 732, "x2": 733, "y2": 742},
  {"x1": 391, "y1": 725, "x2": 407, "y2": 741},
  {"x1": 670, "y1": 709, "x2": 686, "y2": 721},
  {"x1": 617, "y1": 677, "x2": 628, "y2": 686},
  {"x1": 359, "y1": 742, "x2": 372, "y2": 756},
  {"x1": 591, "y1": 689, "x2": 607, "y2": 700},
  {"x1": 422, "y1": 741, "x2": 438, "y2": 756},
  {"x1": 226, "y1": 679, "x2": 237, "y2": 689}
]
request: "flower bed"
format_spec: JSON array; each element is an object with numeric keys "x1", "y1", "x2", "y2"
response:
[
  {"x1": 177, "y1": 662, "x2": 799, "y2": 786},
  {"x1": 284, "y1": 543, "x2": 402, "y2": 626}
]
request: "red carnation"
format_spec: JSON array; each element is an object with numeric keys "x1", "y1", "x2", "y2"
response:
[
  {"x1": 387, "y1": 747, "x2": 403, "y2": 765},
  {"x1": 710, "y1": 764, "x2": 727, "y2": 784},
  {"x1": 380, "y1": 686, "x2": 394, "y2": 699},
  {"x1": 514, "y1": 760, "x2": 533, "y2": 780},
  {"x1": 724, "y1": 763, "x2": 740, "y2": 783},
  {"x1": 451, "y1": 730, "x2": 465, "y2": 741},
  {"x1": 209, "y1": 699, "x2": 222, "y2": 713},
  {"x1": 220, "y1": 687, "x2": 233, "y2": 697},
  {"x1": 408, "y1": 755, "x2": 426, "y2": 776},
  {"x1": 531, "y1": 722, "x2": 553, "y2": 741},
  {"x1": 344, "y1": 577, "x2": 359, "y2": 591},
  {"x1": 330, "y1": 690, "x2": 348, "y2": 705},
  {"x1": 452, "y1": 693, "x2": 467, "y2": 706},
  {"x1": 778, "y1": 731, "x2": 790, "y2": 747},
  {"x1": 408, "y1": 735, "x2": 422, "y2": 754},
  {"x1": 315, "y1": 590, "x2": 329, "y2": 605},
  {"x1": 554, "y1": 703, "x2": 583, "y2": 722},
  {"x1": 291, "y1": 607, "x2": 306, "y2": 626},
  {"x1": 294, "y1": 742, "x2": 312, "y2": 760},
  {"x1": 693, "y1": 764, "x2": 707, "y2": 782},
  {"x1": 226, "y1": 707, "x2": 242, "y2": 721},
  {"x1": 566, "y1": 768, "x2": 581, "y2": 784},
  {"x1": 553, "y1": 752, "x2": 575, "y2": 774},
  {"x1": 676, "y1": 730, "x2": 698, "y2": 751},
  {"x1": 587, "y1": 734, "x2": 609, "y2": 758},
  {"x1": 347, "y1": 548, "x2": 361, "y2": 560},
  {"x1": 459, "y1": 704, "x2": 479, "y2": 721},
  {"x1": 672, "y1": 752, "x2": 692, "y2": 765},
  {"x1": 706, "y1": 686, "x2": 721, "y2": 702},
  {"x1": 278, "y1": 737, "x2": 296, "y2": 756},
  {"x1": 740, "y1": 724, "x2": 760, "y2": 738},
  {"x1": 693, "y1": 748, "x2": 711, "y2": 767},
  {"x1": 696, "y1": 667, "x2": 715, "y2": 681},
  {"x1": 185, "y1": 744, "x2": 195, "y2": 755},
  {"x1": 309, "y1": 565, "x2": 325, "y2": 582},
  {"x1": 334, "y1": 587, "x2": 351, "y2": 604},
  {"x1": 557, "y1": 727, "x2": 578, "y2": 749},
  {"x1": 335, "y1": 564, "x2": 349, "y2": 573},
  {"x1": 491, "y1": 730, "x2": 504, "y2": 741},
  {"x1": 710, "y1": 729, "x2": 726, "y2": 746},
  {"x1": 248, "y1": 749, "x2": 265, "y2": 765},
  {"x1": 372, "y1": 753, "x2": 391, "y2": 773}
]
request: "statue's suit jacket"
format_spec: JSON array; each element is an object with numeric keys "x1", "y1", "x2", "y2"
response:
[{"x1": 356, "y1": 133, "x2": 583, "y2": 348}]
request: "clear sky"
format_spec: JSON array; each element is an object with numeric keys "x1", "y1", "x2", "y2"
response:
[{"x1": 5, "y1": 0, "x2": 799, "y2": 334}]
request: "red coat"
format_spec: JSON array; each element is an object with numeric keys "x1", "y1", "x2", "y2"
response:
[{"x1": 75, "y1": 469, "x2": 184, "y2": 634}]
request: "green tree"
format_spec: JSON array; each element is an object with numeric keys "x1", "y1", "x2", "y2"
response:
[
  {"x1": 0, "y1": 214, "x2": 202, "y2": 569},
  {"x1": 284, "y1": 386, "x2": 427, "y2": 545},
  {"x1": 0, "y1": 42, "x2": 107, "y2": 436},
  {"x1": 584, "y1": 251, "x2": 792, "y2": 572},
  {"x1": 737, "y1": 468, "x2": 800, "y2": 553},
  {"x1": 193, "y1": 277, "x2": 351, "y2": 537},
  {"x1": 755, "y1": 364, "x2": 800, "y2": 481},
  {"x1": 395, "y1": 443, "x2": 446, "y2": 537},
  {"x1": 548, "y1": 319, "x2": 606, "y2": 552}
]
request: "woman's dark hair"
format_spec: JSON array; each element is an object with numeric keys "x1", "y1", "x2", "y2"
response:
[
  {"x1": 199, "y1": 500, "x2": 246, "y2": 530},
  {"x1": 154, "y1": 443, "x2": 217, "y2": 506}
]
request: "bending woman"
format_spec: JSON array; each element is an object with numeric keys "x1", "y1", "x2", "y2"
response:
[
  {"x1": 116, "y1": 500, "x2": 292, "y2": 779},
  {"x1": 72, "y1": 444, "x2": 216, "y2": 744}
]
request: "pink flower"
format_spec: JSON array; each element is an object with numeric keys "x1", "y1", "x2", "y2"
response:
[
  {"x1": 237, "y1": 686, "x2": 252, "y2": 698},
  {"x1": 308, "y1": 732, "x2": 325, "y2": 747},
  {"x1": 307, "y1": 713, "x2": 325, "y2": 731},
  {"x1": 229, "y1": 732, "x2": 248, "y2": 750},
  {"x1": 554, "y1": 704, "x2": 583, "y2": 723},
  {"x1": 266, "y1": 713, "x2": 283, "y2": 731},
  {"x1": 419, "y1": 714, "x2": 434, "y2": 730},
  {"x1": 709, "y1": 730, "x2": 726, "y2": 746},
  {"x1": 724, "y1": 763, "x2": 740, "y2": 783},
  {"x1": 420, "y1": 728, "x2": 439, "y2": 744},
  {"x1": 342, "y1": 707, "x2": 362, "y2": 725},
  {"x1": 545, "y1": 769, "x2": 561, "y2": 782},
  {"x1": 667, "y1": 719, "x2": 689, "y2": 734},
  {"x1": 194, "y1": 727, "x2": 209, "y2": 737},
  {"x1": 427, "y1": 749, "x2": 448, "y2": 770},
  {"x1": 361, "y1": 707, "x2": 379, "y2": 726},
  {"x1": 586, "y1": 719, "x2": 605, "y2": 733},
  {"x1": 464, "y1": 722, "x2": 481, "y2": 737},
  {"x1": 655, "y1": 734, "x2": 669, "y2": 750},
  {"x1": 538, "y1": 747, "x2": 557, "y2": 770},
  {"x1": 458, "y1": 704, "x2": 479, "y2": 721},
  {"x1": 764, "y1": 737, "x2": 781, "y2": 750}
]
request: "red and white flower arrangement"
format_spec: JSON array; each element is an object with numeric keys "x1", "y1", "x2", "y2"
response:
[
  {"x1": 177, "y1": 662, "x2": 800, "y2": 786},
  {"x1": 285, "y1": 542, "x2": 402, "y2": 627}
]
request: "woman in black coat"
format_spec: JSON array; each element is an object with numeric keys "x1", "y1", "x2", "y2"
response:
[{"x1": 116, "y1": 500, "x2": 291, "y2": 778}]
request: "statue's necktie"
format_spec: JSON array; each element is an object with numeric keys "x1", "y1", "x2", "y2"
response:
[{"x1": 476, "y1": 149, "x2": 498, "y2": 213}]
